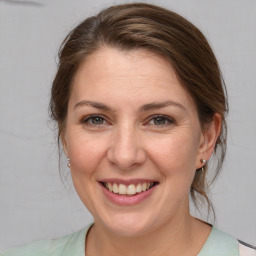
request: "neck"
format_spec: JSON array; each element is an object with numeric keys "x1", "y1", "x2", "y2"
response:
[{"x1": 86, "y1": 209, "x2": 211, "y2": 256}]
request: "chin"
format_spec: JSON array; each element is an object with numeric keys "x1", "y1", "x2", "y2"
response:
[
  {"x1": 101, "y1": 212, "x2": 156, "y2": 237},
  {"x1": 108, "y1": 224, "x2": 150, "y2": 237}
]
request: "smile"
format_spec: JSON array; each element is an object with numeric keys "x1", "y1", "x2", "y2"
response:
[
  {"x1": 102, "y1": 182, "x2": 157, "y2": 196},
  {"x1": 99, "y1": 179, "x2": 159, "y2": 206}
]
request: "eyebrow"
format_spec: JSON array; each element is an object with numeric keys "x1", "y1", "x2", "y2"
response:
[
  {"x1": 74, "y1": 100, "x2": 186, "y2": 112},
  {"x1": 74, "y1": 100, "x2": 112, "y2": 111},
  {"x1": 139, "y1": 101, "x2": 186, "y2": 112}
]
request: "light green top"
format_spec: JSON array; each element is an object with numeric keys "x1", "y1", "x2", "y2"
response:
[{"x1": 1, "y1": 225, "x2": 239, "y2": 256}]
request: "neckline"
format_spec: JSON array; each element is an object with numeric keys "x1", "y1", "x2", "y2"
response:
[{"x1": 78, "y1": 224, "x2": 238, "y2": 256}]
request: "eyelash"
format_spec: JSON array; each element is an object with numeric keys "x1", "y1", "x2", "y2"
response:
[
  {"x1": 147, "y1": 115, "x2": 175, "y2": 127},
  {"x1": 80, "y1": 114, "x2": 175, "y2": 127},
  {"x1": 81, "y1": 114, "x2": 108, "y2": 126}
]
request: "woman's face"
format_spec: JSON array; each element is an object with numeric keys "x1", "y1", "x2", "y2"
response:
[{"x1": 63, "y1": 47, "x2": 210, "y2": 236}]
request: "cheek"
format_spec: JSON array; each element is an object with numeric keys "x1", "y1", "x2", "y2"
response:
[
  {"x1": 67, "y1": 134, "x2": 109, "y2": 178},
  {"x1": 146, "y1": 131, "x2": 199, "y2": 178},
  {"x1": 145, "y1": 133, "x2": 200, "y2": 216},
  {"x1": 66, "y1": 134, "x2": 110, "y2": 212}
]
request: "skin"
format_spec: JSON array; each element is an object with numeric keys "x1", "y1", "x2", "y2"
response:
[{"x1": 62, "y1": 47, "x2": 221, "y2": 256}]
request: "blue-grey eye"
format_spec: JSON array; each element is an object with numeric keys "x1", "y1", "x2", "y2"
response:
[
  {"x1": 153, "y1": 116, "x2": 167, "y2": 125},
  {"x1": 82, "y1": 115, "x2": 106, "y2": 125},
  {"x1": 90, "y1": 116, "x2": 104, "y2": 124},
  {"x1": 148, "y1": 115, "x2": 174, "y2": 126}
]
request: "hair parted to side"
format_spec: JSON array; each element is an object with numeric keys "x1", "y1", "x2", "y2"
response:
[{"x1": 49, "y1": 3, "x2": 228, "y2": 215}]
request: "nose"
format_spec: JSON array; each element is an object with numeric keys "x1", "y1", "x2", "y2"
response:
[{"x1": 107, "y1": 125, "x2": 146, "y2": 170}]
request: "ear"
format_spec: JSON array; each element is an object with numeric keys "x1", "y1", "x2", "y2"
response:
[{"x1": 197, "y1": 113, "x2": 222, "y2": 168}]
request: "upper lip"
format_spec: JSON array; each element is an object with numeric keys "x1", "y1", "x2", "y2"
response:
[{"x1": 98, "y1": 178, "x2": 158, "y2": 186}]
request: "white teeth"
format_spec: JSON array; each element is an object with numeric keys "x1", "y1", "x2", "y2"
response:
[
  {"x1": 107, "y1": 183, "x2": 113, "y2": 192},
  {"x1": 104, "y1": 182, "x2": 155, "y2": 195},
  {"x1": 127, "y1": 184, "x2": 136, "y2": 195},
  {"x1": 136, "y1": 183, "x2": 142, "y2": 193},
  {"x1": 119, "y1": 184, "x2": 126, "y2": 195},
  {"x1": 112, "y1": 183, "x2": 118, "y2": 193},
  {"x1": 142, "y1": 183, "x2": 147, "y2": 192}
]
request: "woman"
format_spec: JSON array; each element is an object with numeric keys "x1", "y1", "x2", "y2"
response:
[{"x1": 2, "y1": 3, "x2": 255, "y2": 256}]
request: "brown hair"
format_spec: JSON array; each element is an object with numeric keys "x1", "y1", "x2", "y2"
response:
[{"x1": 49, "y1": 3, "x2": 228, "y2": 214}]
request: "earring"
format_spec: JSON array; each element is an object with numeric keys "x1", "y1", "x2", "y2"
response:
[
  {"x1": 200, "y1": 159, "x2": 206, "y2": 171},
  {"x1": 67, "y1": 158, "x2": 70, "y2": 168},
  {"x1": 201, "y1": 159, "x2": 206, "y2": 165}
]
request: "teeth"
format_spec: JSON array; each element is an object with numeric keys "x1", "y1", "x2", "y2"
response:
[
  {"x1": 127, "y1": 184, "x2": 136, "y2": 195},
  {"x1": 112, "y1": 183, "x2": 118, "y2": 193},
  {"x1": 136, "y1": 183, "x2": 142, "y2": 193},
  {"x1": 142, "y1": 183, "x2": 147, "y2": 192},
  {"x1": 104, "y1": 182, "x2": 154, "y2": 196},
  {"x1": 107, "y1": 183, "x2": 113, "y2": 192},
  {"x1": 119, "y1": 184, "x2": 126, "y2": 195}
]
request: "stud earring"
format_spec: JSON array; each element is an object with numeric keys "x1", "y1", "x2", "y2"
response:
[
  {"x1": 67, "y1": 158, "x2": 70, "y2": 168},
  {"x1": 201, "y1": 159, "x2": 206, "y2": 165},
  {"x1": 200, "y1": 159, "x2": 206, "y2": 171}
]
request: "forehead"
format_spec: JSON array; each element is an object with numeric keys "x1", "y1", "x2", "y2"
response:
[
  {"x1": 70, "y1": 47, "x2": 196, "y2": 111},
  {"x1": 76, "y1": 47, "x2": 177, "y2": 86}
]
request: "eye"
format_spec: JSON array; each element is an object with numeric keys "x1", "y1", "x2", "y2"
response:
[
  {"x1": 147, "y1": 115, "x2": 174, "y2": 126},
  {"x1": 81, "y1": 115, "x2": 107, "y2": 126}
]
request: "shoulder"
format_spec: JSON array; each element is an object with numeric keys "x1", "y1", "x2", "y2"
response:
[
  {"x1": 198, "y1": 227, "x2": 239, "y2": 256},
  {"x1": 198, "y1": 227, "x2": 256, "y2": 256},
  {"x1": 0, "y1": 225, "x2": 91, "y2": 256},
  {"x1": 238, "y1": 240, "x2": 256, "y2": 256}
]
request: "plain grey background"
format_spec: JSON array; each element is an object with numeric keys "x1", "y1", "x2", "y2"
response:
[{"x1": 0, "y1": 0, "x2": 255, "y2": 251}]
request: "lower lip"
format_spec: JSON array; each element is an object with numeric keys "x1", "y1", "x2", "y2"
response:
[{"x1": 100, "y1": 184, "x2": 157, "y2": 206}]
